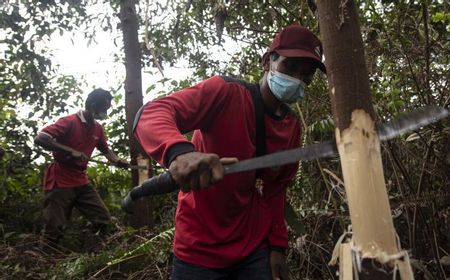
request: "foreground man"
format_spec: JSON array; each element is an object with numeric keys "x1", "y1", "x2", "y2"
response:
[{"x1": 135, "y1": 25, "x2": 326, "y2": 280}]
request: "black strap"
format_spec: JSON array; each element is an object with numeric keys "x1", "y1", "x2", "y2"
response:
[
  {"x1": 132, "y1": 101, "x2": 148, "y2": 134},
  {"x1": 249, "y1": 83, "x2": 266, "y2": 178},
  {"x1": 248, "y1": 83, "x2": 266, "y2": 157}
]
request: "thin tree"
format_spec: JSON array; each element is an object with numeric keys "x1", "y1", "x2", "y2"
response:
[
  {"x1": 119, "y1": 0, "x2": 153, "y2": 228},
  {"x1": 316, "y1": 1, "x2": 413, "y2": 279}
]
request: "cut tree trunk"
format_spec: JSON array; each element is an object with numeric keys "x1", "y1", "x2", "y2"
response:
[
  {"x1": 316, "y1": 0, "x2": 413, "y2": 279},
  {"x1": 129, "y1": 156, "x2": 154, "y2": 228},
  {"x1": 120, "y1": 0, "x2": 153, "y2": 228}
]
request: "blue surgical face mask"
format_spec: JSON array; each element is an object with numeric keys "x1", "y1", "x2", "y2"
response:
[{"x1": 267, "y1": 59, "x2": 307, "y2": 104}]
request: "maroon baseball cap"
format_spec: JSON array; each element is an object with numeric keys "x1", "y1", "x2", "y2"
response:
[{"x1": 268, "y1": 25, "x2": 326, "y2": 72}]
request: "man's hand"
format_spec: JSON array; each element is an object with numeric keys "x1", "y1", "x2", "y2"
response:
[
  {"x1": 115, "y1": 159, "x2": 130, "y2": 169},
  {"x1": 270, "y1": 250, "x2": 289, "y2": 280},
  {"x1": 168, "y1": 152, "x2": 238, "y2": 192}
]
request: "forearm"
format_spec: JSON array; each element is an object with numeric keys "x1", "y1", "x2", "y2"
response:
[
  {"x1": 134, "y1": 76, "x2": 230, "y2": 166},
  {"x1": 268, "y1": 166, "x2": 299, "y2": 249},
  {"x1": 103, "y1": 149, "x2": 119, "y2": 164},
  {"x1": 268, "y1": 189, "x2": 289, "y2": 249},
  {"x1": 134, "y1": 100, "x2": 196, "y2": 167},
  {"x1": 268, "y1": 186, "x2": 292, "y2": 280},
  {"x1": 34, "y1": 133, "x2": 73, "y2": 154}
]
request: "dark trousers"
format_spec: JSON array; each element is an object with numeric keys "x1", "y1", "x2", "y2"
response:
[
  {"x1": 171, "y1": 247, "x2": 271, "y2": 280},
  {"x1": 42, "y1": 184, "x2": 110, "y2": 242}
]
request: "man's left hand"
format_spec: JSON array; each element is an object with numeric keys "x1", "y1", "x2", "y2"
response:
[
  {"x1": 270, "y1": 250, "x2": 289, "y2": 280},
  {"x1": 115, "y1": 159, "x2": 130, "y2": 169}
]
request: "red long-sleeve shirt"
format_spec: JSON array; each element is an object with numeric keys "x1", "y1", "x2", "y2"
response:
[
  {"x1": 135, "y1": 76, "x2": 300, "y2": 268},
  {"x1": 40, "y1": 111, "x2": 110, "y2": 191}
]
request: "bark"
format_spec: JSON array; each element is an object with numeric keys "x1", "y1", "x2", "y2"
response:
[
  {"x1": 120, "y1": 0, "x2": 153, "y2": 228},
  {"x1": 316, "y1": 1, "x2": 413, "y2": 279}
]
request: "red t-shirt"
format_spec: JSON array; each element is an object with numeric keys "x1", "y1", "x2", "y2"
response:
[
  {"x1": 40, "y1": 111, "x2": 109, "y2": 191},
  {"x1": 135, "y1": 76, "x2": 301, "y2": 268}
]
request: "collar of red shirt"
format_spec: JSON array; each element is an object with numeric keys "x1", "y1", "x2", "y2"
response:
[{"x1": 77, "y1": 110, "x2": 87, "y2": 124}]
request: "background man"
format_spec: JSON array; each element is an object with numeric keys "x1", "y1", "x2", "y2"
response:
[
  {"x1": 35, "y1": 88, "x2": 128, "y2": 245},
  {"x1": 134, "y1": 25, "x2": 326, "y2": 279}
]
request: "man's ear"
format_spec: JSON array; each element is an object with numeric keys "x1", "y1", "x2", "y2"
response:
[
  {"x1": 262, "y1": 52, "x2": 270, "y2": 71},
  {"x1": 88, "y1": 103, "x2": 97, "y2": 112}
]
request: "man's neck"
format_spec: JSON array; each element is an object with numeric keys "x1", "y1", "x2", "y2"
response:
[
  {"x1": 82, "y1": 110, "x2": 95, "y2": 124},
  {"x1": 259, "y1": 78, "x2": 285, "y2": 117}
]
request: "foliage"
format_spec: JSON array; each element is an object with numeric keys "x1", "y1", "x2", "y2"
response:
[
  {"x1": 46, "y1": 227, "x2": 174, "y2": 279},
  {"x1": 0, "y1": 0, "x2": 88, "y2": 204},
  {"x1": 1, "y1": 0, "x2": 449, "y2": 279}
]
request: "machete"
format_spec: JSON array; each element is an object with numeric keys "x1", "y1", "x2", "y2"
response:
[
  {"x1": 88, "y1": 158, "x2": 147, "y2": 170},
  {"x1": 35, "y1": 149, "x2": 147, "y2": 170},
  {"x1": 121, "y1": 105, "x2": 448, "y2": 213}
]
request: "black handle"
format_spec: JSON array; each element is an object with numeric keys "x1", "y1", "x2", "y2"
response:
[{"x1": 121, "y1": 171, "x2": 179, "y2": 213}]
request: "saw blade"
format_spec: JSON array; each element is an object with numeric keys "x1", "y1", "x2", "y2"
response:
[
  {"x1": 224, "y1": 105, "x2": 448, "y2": 175},
  {"x1": 378, "y1": 105, "x2": 448, "y2": 141}
]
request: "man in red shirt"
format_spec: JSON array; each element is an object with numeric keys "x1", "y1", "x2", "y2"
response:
[
  {"x1": 134, "y1": 25, "x2": 326, "y2": 279},
  {"x1": 35, "y1": 88, "x2": 128, "y2": 245}
]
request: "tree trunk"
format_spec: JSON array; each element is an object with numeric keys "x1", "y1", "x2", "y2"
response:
[
  {"x1": 316, "y1": 1, "x2": 413, "y2": 279},
  {"x1": 119, "y1": 0, "x2": 153, "y2": 228}
]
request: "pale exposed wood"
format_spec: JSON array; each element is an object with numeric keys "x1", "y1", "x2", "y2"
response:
[
  {"x1": 137, "y1": 157, "x2": 149, "y2": 184},
  {"x1": 339, "y1": 242, "x2": 353, "y2": 280},
  {"x1": 336, "y1": 110, "x2": 398, "y2": 257},
  {"x1": 336, "y1": 109, "x2": 414, "y2": 279}
]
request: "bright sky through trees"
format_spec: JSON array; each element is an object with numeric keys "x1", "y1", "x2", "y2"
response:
[
  {"x1": 50, "y1": 25, "x2": 194, "y2": 104},
  {"x1": 48, "y1": 2, "x2": 245, "y2": 105}
]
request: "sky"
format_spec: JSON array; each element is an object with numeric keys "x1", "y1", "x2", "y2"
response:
[
  {"x1": 5, "y1": 1, "x2": 247, "y2": 125},
  {"x1": 50, "y1": 27, "x2": 193, "y2": 105},
  {"x1": 48, "y1": 3, "x2": 244, "y2": 106}
]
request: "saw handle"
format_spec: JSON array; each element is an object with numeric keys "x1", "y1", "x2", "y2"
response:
[{"x1": 121, "y1": 171, "x2": 180, "y2": 214}]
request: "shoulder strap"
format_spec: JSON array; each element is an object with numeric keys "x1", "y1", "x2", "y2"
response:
[
  {"x1": 247, "y1": 83, "x2": 266, "y2": 157},
  {"x1": 248, "y1": 83, "x2": 266, "y2": 179}
]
